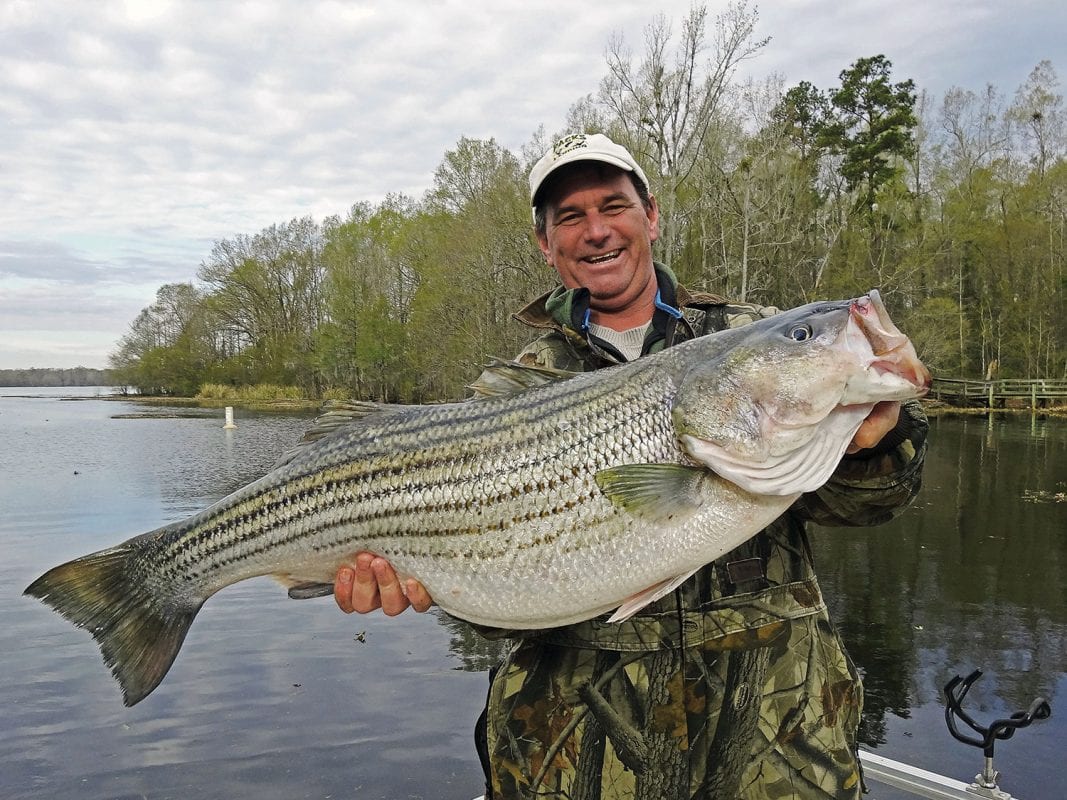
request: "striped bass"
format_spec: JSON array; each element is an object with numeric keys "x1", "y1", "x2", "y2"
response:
[{"x1": 25, "y1": 291, "x2": 930, "y2": 707}]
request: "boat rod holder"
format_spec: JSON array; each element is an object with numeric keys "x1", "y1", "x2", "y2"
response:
[{"x1": 944, "y1": 669, "x2": 1051, "y2": 796}]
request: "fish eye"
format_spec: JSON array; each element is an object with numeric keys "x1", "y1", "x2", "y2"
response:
[{"x1": 788, "y1": 324, "x2": 813, "y2": 342}]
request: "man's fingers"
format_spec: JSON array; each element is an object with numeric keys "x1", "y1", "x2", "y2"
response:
[
  {"x1": 405, "y1": 579, "x2": 434, "y2": 613},
  {"x1": 334, "y1": 552, "x2": 434, "y2": 616},
  {"x1": 847, "y1": 401, "x2": 901, "y2": 453},
  {"x1": 348, "y1": 553, "x2": 384, "y2": 613},
  {"x1": 372, "y1": 557, "x2": 410, "y2": 616},
  {"x1": 334, "y1": 565, "x2": 356, "y2": 613}
]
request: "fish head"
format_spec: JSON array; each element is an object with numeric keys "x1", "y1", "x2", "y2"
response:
[{"x1": 672, "y1": 291, "x2": 930, "y2": 496}]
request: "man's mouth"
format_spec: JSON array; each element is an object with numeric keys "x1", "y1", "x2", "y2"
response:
[{"x1": 584, "y1": 249, "x2": 622, "y2": 265}]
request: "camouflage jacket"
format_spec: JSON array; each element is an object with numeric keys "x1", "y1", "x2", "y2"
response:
[{"x1": 478, "y1": 264, "x2": 929, "y2": 799}]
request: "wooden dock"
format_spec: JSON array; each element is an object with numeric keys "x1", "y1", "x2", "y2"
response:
[{"x1": 931, "y1": 377, "x2": 1067, "y2": 408}]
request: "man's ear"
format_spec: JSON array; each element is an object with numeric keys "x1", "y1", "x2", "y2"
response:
[
  {"x1": 536, "y1": 229, "x2": 553, "y2": 265},
  {"x1": 646, "y1": 194, "x2": 660, "y2": 243}
]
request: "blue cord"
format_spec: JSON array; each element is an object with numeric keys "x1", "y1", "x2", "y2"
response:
[{"x1": 654, "y1": 290, "x2": 683, "y2": 319}]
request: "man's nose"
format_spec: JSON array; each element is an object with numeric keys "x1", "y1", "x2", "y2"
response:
[{"x1": 582, "y1": 212, "x2": 610, "y2": 242}]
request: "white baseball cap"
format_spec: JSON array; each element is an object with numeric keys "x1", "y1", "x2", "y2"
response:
[{"x1": 529, "y1": 133, "x2": 650, "y2": 206}]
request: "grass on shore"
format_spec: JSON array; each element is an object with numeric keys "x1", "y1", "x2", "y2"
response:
[
  {"x1": 197, "y1": 383, "x2": 307, "y2": 402},
  {"x1": 193, "y1": 383, "x2": 355, "y2": 410}
]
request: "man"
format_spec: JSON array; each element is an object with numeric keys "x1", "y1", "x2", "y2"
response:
[{"x1": 334, "y1": 133, "x2": 928, "y2": 799}]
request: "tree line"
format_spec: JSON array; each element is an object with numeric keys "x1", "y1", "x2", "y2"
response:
[
  {"x1": 0, "y1": 367, "x2": 114, "y2": 388},
  {"x1": 110, "y1": 3, "x2": 1066, "y2": 401}
]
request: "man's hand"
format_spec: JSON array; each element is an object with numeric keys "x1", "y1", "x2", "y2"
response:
[
  {"x1": 846, "y1": 400, "x2": 902, "y2": 454},
  {"x1": 334, "y1": 552, "x2": 434, "y2": 615}
]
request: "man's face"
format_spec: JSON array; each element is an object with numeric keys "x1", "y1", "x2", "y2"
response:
[{"x1": 537, "y1": 165, "x2": 660, "y2": 316}]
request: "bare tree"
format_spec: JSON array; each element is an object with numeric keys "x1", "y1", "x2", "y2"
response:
[
  {"x1": 1010, "y1": 60, "x2": 1065, "y2": 178},
  {"x1": 597, "y1": 2, "x2": 769, "y2": 263}
]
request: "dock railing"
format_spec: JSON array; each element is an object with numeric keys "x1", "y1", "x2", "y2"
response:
[{"x1": 931, "y1": 377, "x2": 1067, "y2": 409}]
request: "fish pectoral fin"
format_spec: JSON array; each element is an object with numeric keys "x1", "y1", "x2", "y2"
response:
[
  {"x1": 595, "y1": 463, "x2": 708, "y2": 522},
  {"x1": 284, "y1": 581, "x2": 335, "y2": 600},
  {"x1": 607, "y1": 567, "x2": 702, "y2": 623}
]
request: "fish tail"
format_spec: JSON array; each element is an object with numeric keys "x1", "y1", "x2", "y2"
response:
[{"x1": 24, "y1": 539, "x2": 201, "y2": 707}]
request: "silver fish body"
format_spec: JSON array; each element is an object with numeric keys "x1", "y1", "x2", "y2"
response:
[{"x1": 26, "y1": 291, "x2": 930, "y2": 706}]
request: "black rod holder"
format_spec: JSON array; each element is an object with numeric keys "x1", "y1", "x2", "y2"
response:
[{"x1": 944, "y1": 669, "x2": 1051, "y2": 759}]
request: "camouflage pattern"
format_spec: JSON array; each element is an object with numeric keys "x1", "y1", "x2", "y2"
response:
[{"x1": 477, "y1": 266, "x2": 929, "y2": 799}]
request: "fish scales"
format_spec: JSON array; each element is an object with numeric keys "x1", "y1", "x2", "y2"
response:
[
  {"x1": 160, "y1": 361, "x2": 681, "y2": 597},
  {"x1": 25, "y1": 293, "x2": 932, "y2": 706}
]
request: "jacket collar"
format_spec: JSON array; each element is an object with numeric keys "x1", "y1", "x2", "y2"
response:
[{"x1": 514, "y1": 262, "x2": 693, "y2": 332}]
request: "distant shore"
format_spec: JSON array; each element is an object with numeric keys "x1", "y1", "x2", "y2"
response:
[
  {"x1": 8, "y1": 385, "x2": 1065, "y2": 419},
  {"x1": 112, "y1": 392, "x2": 1067, "y2": 419}
]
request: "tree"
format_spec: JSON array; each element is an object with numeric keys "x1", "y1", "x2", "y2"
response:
[
  {"x1": 691, "y1": 76, "x2": 828, "y2": 303},
  {"x1": 597, "y1": 2, "x2": 769, "y2": 264},
  {"x1": 822, "y1": 55, "x2": 918, "y2": 209},
  {"x1": 198, "y1": 217, "x2": 326, "y2": 387},
  {"x1": 777, "y1": 56, "x2": 922, "y2": 303},
  {"x1": 109, "y1": 283, "x2": 212, "y2": 394},
  {"x1": 316, "y1": 197, "x2": 418, "y2": 401},
  {"x1": 409, "y1": 137, "x2": 549, "y2": 399},
  {"x1": 776, "y1": 81, "x2": 832, "y2": 161},
  {"x1": 1010, "y1": 60, "x2": 1065, "y2": 179},
  {"x1": 107, "y1": 29, "x2": 1065, "y2": 388}
]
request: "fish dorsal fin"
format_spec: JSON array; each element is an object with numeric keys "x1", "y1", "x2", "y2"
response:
[
  {"x1": 468, "y1": 358, "x2": 580, "y2": 398},
  {"x1": 607, "y1": 567, "x2": 702, "y2": 622},
  {"x1": 594, "y1": 463, "x2": 709, "y2": 522},
  {"x1": 279, "y1": 359, "x2": 578, "y2": 468},
  {"x1": 273, "y1": 400, "x2": 407, "y2": 469},
  {"x1": 301, "y1": 400, "x2": 389, "y2": 440}
]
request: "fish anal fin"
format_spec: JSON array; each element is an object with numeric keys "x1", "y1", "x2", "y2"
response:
[
  {"x1": 594, "y1": 463, "x2": 708, "y2": 522},
  {"x1": 607, "y1": 567, "x2": 702, "y2": 623},
  {"x1": 284, "y1": 580, "x2": 335, "y2": 600}
]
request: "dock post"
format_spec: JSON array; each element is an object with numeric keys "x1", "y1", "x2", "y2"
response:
[{"x1": 223, "y1": 406, "x2": 237, "y2": 429}]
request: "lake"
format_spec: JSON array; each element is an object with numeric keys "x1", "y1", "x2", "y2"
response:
[{"x1": 1, "y1": 389, "x2": 1063, "y2": 800}]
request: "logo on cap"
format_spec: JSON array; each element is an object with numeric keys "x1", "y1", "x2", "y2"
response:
[{"x1": 552, "y1": 133, "x2": 588, "y2": 161}]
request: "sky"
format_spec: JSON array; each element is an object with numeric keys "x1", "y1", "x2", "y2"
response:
[{"x1": 1, "y1": 0, "x2": 1064, "y2": 370}]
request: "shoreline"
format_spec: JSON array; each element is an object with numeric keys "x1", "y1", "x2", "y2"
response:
[
  {"x1": 11, "y1": 389, "x2": 1067, "y2": 419},
  {"x1": 109, "y1": 393, "x2": 1067, "y2": 419}
]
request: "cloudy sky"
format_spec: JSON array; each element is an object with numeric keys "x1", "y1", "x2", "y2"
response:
[{"x1": 2, "y1": 0, "x2": 1063, "y2": 370}]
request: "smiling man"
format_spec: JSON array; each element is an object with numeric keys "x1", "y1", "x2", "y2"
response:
[
  {"x1": 533, "y1": 152, "x2": 661, "y2": 331},
  {"x1": 335, "y1": 133, "x2": 928, "y2": 799}
]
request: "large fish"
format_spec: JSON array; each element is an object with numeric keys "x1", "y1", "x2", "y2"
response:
[{"x1": 26, "y1": 291, "x2": 929, "y2": 706}]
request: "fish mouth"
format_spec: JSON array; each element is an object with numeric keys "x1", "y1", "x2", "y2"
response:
[{"x1": 846, "y1": 290, "x2": 931, "y2": 395}]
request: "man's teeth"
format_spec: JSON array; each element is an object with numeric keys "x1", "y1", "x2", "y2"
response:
[{"x1": 587, "y1": 250, "x2": 621, "y2": 264}]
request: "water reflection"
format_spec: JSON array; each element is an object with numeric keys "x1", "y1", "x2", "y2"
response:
[
  {"x1": 436, "y1": 613, "x2": 509, "y2": 672},
  {"x1": 811, "y1": 414, "x2": 1065, "y2": 795}
]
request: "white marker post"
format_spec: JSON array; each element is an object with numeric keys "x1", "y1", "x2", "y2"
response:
[{"x1": 223, "y1": 406, "x2": 237, "y2": 429}]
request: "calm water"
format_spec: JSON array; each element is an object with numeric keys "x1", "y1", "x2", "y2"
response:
[{"x1": 1, "y1": 389, "x2": 1063, "y2": 799}]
